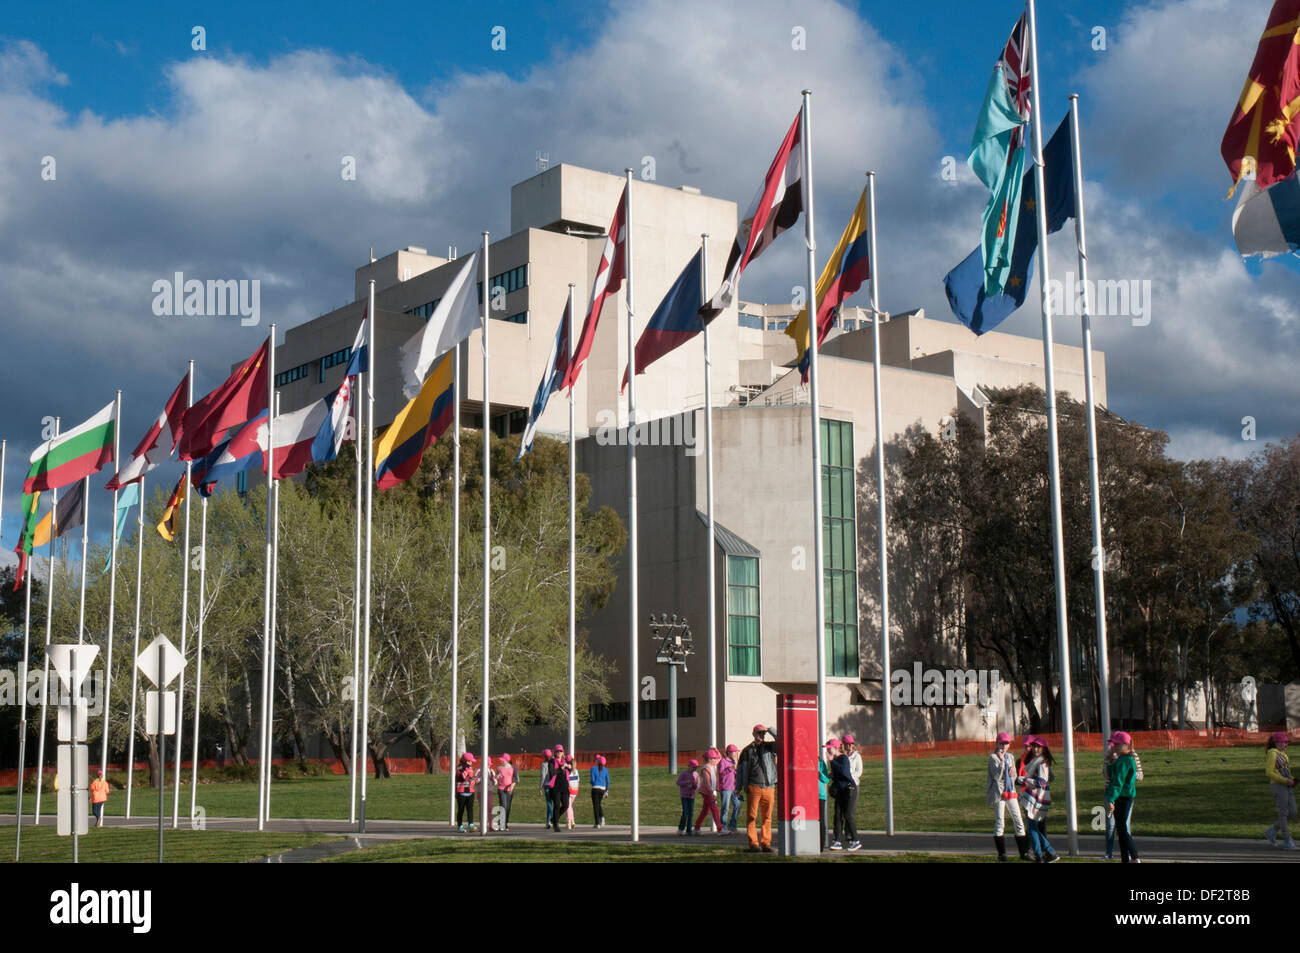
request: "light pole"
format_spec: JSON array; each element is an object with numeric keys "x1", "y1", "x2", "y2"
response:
[{"x1": 649, "y1": 613, "x2": 693, "y2": 773}]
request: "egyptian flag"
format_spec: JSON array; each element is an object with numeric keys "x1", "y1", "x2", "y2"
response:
[
  {"x1": 562, "y1": 185, "x2": 627, "y2": 392},
  {"x1": 785, "y1": 186, "x2": 872, "y2": 381},
  {"x1": 24, "y1": 402, "x2": 116, "y2": 494},
  {"x1": 374, "y1": 351, "x2": 455, "y2": 490},
  {"x1": 156, "y1": 474, "x2": 188, "y2": 542},
  {"x1": 518, "y1": 297, "x2": 571, "y2": 458},
  {"x1": 699, "y1": 110, "x2": 803, "y2": 324},
  {"x1": 176, "y1": 337, "x2": 269, "y2": 461},
  {"x1": 107, "y1": 372, "x2": 188, "y2": 491},
  {"x1": 622, "y1": 250, "x2": 704, "y2": 391},
  {"x1": 1221, "y1": 0, "x2": 1300, "y2": 197}
]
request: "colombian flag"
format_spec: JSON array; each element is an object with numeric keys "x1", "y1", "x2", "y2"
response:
[
  {"x1": 785, "y1": 186, "x2": 871, "y2": 381},
  {"x1": 375, "y1": 350, "x2": 455, "y2": 491}
]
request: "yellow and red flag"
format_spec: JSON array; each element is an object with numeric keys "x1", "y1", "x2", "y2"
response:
[{"x1": 1221, "y1": 0, "x2": 1300, "y2": 195}]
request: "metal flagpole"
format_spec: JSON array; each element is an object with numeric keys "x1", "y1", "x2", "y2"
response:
[
  {"x1": 125, "y1": 474, "x2": 145, "y2": 818},
  {"x1": 16, "y1": 535, "x2": 32, "y2": 857},
  {"x1": 350, "y1": 347, "x2": 363, "y2": 824},
  {"x1": 480, "y1": 231, "x2": 491, "y2": 837},
  {"x1": 359, "y1": 291, "x2": 374, "y2": 833},
  {"x1": 34, "y1": 417, "x2": 60, "y2": 825},
  {"x1": 801, "y1": 91, "x2": 828, "y2": 746},
  {"x1": 567, "y1": 284, "x2": 577, "y2": 757},
  {"x1": 76, "y1": 471, "x2": 90, "y2": 647},
  {"x1": 867, "y1": 172, "x2": 895, "y2": 835},
  {"x1": 188, "y1": 495, "x2": 208, "y2": 819},
  {"x1": 450, "y1": 339, "x2": 460, "y2": 826},
  {"x1": 623, "y1": 170, "x2": 641, "y2": 842},
  {"x1": 1069, "y1": 93, "x2": 1111, "y2": 742},
  {"x1": 257, "y1": 329, "x2": 276, "y2": 831},
  {"x1": 173, "y1": 364, "x2": 195, "y2": 828},
  {"x1": 265, "y1": 394, "x2": 282, "y2": 820},
  {"x1": 102, "y1": 392, "x2": 122, "y2": 776},
  {"x1": 1027, "y1": 0, "x2": 1079, "y2": 856},
  {"x1": 700, "y1": 236, "x2": 718, "y2": 750}
]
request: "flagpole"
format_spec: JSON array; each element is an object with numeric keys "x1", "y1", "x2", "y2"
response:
[
  {"x1": 567, "y1": 283, "x2": 577, "y2": 758},
  {"x1": 125, "y1": 474, "x2": 145, "y2": 819},
  {"x1": 866, "y1": 172, "x2": 895, "y2": 835},
  {"x1": 1068, "y1": 93, "x2": 1111, "y2": 743},
  {"x1": 801, "y1": 91, "x2": 829, "y2": 751},
  {"x1": 188, "y1": 494, "x2": 208, "y2": 820},
  {"x1": 350, "y1": 350, "x2": 363, "y2": 824},
  {"x1": 101, "y1": 391, "x2": 122, "y2": 777},
  {"x1": 621, "y1": 170, "x2": 641, "y2": 843},
  {"x1": 34, "y1": 417, "x2": 60, "y2": 826},
  {"x1": 700, "y1": 235, "x2": 718, "y2": 750},
  {"x1": 1027, "y1": 0, "x2": 1079, "y2": 856},
  {"x1": 16, "y1": 536, "x2": 32, "y2": 857},
  {"x1": 449, "y1": 339, "x2": 460, "y2": 826},
  {"x1": 263, "y1": 393, "x2": 283, "y2": 822},
  {"x1": 480, "y1": 230, "x2": 491, "y2": 838},
  {"x1": 257, "y1": 330, "x2": 276, "y2": 831},
  {"x1": 359, "y1": 292, "x2": 374, "y2": 833},
  {"x1": 173, "y1": 364, "x2": 195, "y2": 828}
]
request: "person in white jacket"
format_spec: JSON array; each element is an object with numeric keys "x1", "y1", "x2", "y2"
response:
[{"x1": 987, "y1": 731, "x2": 1029, "y2": 861}]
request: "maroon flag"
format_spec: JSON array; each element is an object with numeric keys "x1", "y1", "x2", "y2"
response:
[
  {"x1": 176, "y1": 338, "x2": 270, "y2": 461},
  {"x1": 699, "y1": 110, "x2": 803, "y2": 324},
  {"x1": 106, "y1": 372, "x2": 188, "y2": 490},
  {"x1": 561, "y1": 184, "x2": 628, "y2": 392},
  {"x1": 1221, "y1": 0, "x2": 1300, "y2": 194}
]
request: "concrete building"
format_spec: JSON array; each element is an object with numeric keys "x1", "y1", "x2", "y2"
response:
[{"x1": 272, "y1": 163, "x2": 1108, "y2": 753}]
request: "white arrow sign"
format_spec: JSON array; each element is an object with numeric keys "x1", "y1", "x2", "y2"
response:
[
  {"x1": 48, "y1": 644, "x2": 101, "y2": 693},
  {"x1": 136, "y1": 635, "x2": 186, "y2": 688}
]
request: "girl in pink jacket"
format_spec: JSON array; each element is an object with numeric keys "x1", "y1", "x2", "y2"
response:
[
  {"x1": 676, "y1": 760, "x2": 700, "y2": 836},
  {"x1": 694, "y1": 748, "x2": 723, "y2": 834}
]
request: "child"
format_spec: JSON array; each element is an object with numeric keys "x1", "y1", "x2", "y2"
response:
[
  {"x1": 1016, "y1": 737, "x2": 1058, "y2": 863},
  {"x1": 718, "y1": 744, "x2": 741, "y2": 834},
  {"x1": 694, "y1": 748, "x2": 722, "y2": 834},
  {"x1": 495, "y1": 754, "x2": 516, "y2": 831},
  {"x1": 589, "y1": 755, "x2": 610, "y2": 829},
  {"x1": 676, "y1": 759, "x2": 700, "y2": 835},
  {"x1": 986, "y1": 732, "x2": 1028, "y2": 861},
  {"x1": 454, "y1": 753, "x2": 478, "y2": 832},
  {"x1": 565, "y1": 757, "x2": 580, "y2": 830},
  {"x1": 1102, "y1": 731, "x2": 1144, "y2": 860},
  {"x1": 820, "y1": 739, "x2": 838, "y2": 850},
  {"x1": 1104, "y1": 731, "x2": 1140, "y2": 863},
  {"x1": 1263, "y1": 732, "x2": 1298, "y2": 850}
]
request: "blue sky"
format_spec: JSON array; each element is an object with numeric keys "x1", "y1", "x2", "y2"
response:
[{"x1": 1, "y1": 0, "x2": 1298, "y2": 560}]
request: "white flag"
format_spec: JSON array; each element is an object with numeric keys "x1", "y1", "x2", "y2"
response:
[{"x1": 399, "y1": 252, "x2": 481, "y2": 398}]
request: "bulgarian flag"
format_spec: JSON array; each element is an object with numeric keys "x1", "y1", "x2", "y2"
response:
[{"x1": 23, "y1": 401, "x2": 116, "y2": 494}]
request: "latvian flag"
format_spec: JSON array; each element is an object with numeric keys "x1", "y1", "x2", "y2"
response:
[
  {"x1": 561, "y1": 183, "x2": 628, "y2": 392},
  {"x1": 106, "y1": 372, "x2": 188, "y2": 491},
  {"x1": 699, "y1": 110, "x2": 803, "y2": 324},
  {"x1": 24, "y1": 401, "x2": 116, "y2": 494}
]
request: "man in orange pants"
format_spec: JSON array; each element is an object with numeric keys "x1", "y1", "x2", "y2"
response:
[{"x1": 736, "y1": 725, "x2": 778, "y2": 853}]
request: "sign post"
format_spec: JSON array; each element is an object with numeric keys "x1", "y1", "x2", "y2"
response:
[
  {"x1": 776, "y1": 693, "x2": 819, "y2": 857},
  {"x1": 50, "y1": 643, "x2": 99, "y2": 863},
  {"x1": 137, "y1": 635, "x2": 185, "y2": 863}
]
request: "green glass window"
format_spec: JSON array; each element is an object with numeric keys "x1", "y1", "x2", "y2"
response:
[
  {"x1": 820, "y1": 419, "x2": 858, "y2": 677},
  {"x1": 727, "y1": 555, "x2": 760, "y2": 677}
]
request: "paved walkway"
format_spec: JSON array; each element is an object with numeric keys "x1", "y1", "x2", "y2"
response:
[{"x1": 6, "y1": 814, "x2": 1291, "y2": 863}]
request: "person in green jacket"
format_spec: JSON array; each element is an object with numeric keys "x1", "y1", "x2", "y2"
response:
[{"x1": 1104, "y1": 730, "x2": 1140, "y2": 864}]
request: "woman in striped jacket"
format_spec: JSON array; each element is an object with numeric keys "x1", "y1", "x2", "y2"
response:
[{"x1": 1016, "y1": 738, "x2": 1059, "y2": 864}]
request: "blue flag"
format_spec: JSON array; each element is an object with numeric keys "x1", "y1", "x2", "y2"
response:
[
  {"x1": 103, "y1": 481, "x2": 141, "y2": 572},
  {"x1": 944, "y1": 114, "x2": 1075, "y2": 335}
]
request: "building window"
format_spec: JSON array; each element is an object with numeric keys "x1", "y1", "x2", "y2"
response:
[
  {"x1": 587, "y1": 697, "x2": 695, "y2": 722},
  {"x1": 496, "y1": 310, "x2": 528, "y2": 325},
  {"x1": 274, "y1": 363, "x2": 310, "y2": 387},
  {"x1": 476, "y1": 264, "x2": 529, "y2": 304},
  {"x1": 728, "y1": 555, "x2": 761, "y2": 677},
  {"x1": 775, "y1": 320, "x2": 790, "y2": 331},
  {"x1": 738, "y1": 312, "x2": 764, "y2": 330},
  {"x1": 236, "y1": 470, "x2": 248, "y2": 496},
  {"x1": 821, "y1": 419, "x2": 858, "y2": 677},
  {"x1": 319, "y1": 346, "x2": 351, "y2": 382}
]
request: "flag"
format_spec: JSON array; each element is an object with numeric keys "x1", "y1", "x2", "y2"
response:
[
  {"x1": 176, "y1": 338, "x2": 269, "y2": 460},
  {"x1": 23, "y1": 402, "x2": 116, "y2": 494},
  {"x1": 519, "y1": 298, "x2": 571, "y2": 458},
  {"x1": 562, "y1": 185, "x2": 628, "y2": 392},
  {"x1": 398, "y1": 254, "x2": 479, "y2": 399},
  {"x1": 1231, "y1": 169, "x2": 1300, "y2": 257},
  {"x1": 257, "y1": 377, "x2": 356, "y2": 481},
  {"x1": 103, "y1": 482, "x2": 140, "y2": 572},
  {"x1": 1221, "y1": 0, "x2": 1300, "y2": 196},
  {"x1": 107, "y1": 373, "x2": 188, "y2": 490},
  {"x1": 785, "y1": 187, "x2": 872, "y2": 381},
  {"x1": 344, "y1": 312, "x2": 368, "y2": 377},
  {"x1": 12, "y1": 491, "x2": 41, "y2": 590},
  {"x1": 374, "y1": 351, "x2": 456, "y2": 491},
  {"x1": 968, "y1": 13, "x2": 1032, "y2": 297},
  {"x1": 621, "y1": 250, "x2": 704, "y2": 391},
  {"x1": 699, "y1": 111, "x2": 803, "y2": 324},
  {"x1": 192, "y1": 411, "x2": 267, "y2": 496},
  {"x1": 157, "y1": 475, "x2": 187, "y2": 542},
  {"x1": 945, "y1": 114, "x2": 1075, "y2": 335},
  {"x1": 33, "y1": 479, "x2": 86, "y2": 549}
]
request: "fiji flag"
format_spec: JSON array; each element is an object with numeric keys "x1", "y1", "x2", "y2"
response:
[
  {"x1": 622, "y1": 250, "x2": 704, "y2": 391},
  {"x1": 944, "y1": 114, "x2": 1074, "y2": 335},
  {"x1": 518, "y1": 298, "x2": 571, "y2": 459}
]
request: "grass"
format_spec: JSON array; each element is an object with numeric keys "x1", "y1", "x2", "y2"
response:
[
  {"x1": 4, "y1": 826, "x2": 335, "y2": 863},
  {"x1": 0, "y1": 747, "x2": 1276, "y2": 839}
]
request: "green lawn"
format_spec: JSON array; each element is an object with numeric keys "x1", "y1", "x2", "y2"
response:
[
  {"x1": 5, "y1": 826, "x2": 335, "y2": 863},
  {"x1": 1, "y1": 747, "x2": 1275, "y2": 839}
]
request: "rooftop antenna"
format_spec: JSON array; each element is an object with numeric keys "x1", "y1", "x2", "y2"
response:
[
  {"x1": 536, "y1": 151, "x2": 550, "y2": 172},
  {"x1": 448, "y1": 245, "x2": 457, "y2": 260},
  {"x1": 369, "y1": 247, "x2": 375, "y2": 263}
]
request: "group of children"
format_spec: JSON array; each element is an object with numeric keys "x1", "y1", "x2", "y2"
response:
[
  {"x1": 452, "y1": 746, "x2": 613, "y2": 833},
  {"x1": 674, "y1": 745, "x2": 742, "y2": 835}
]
